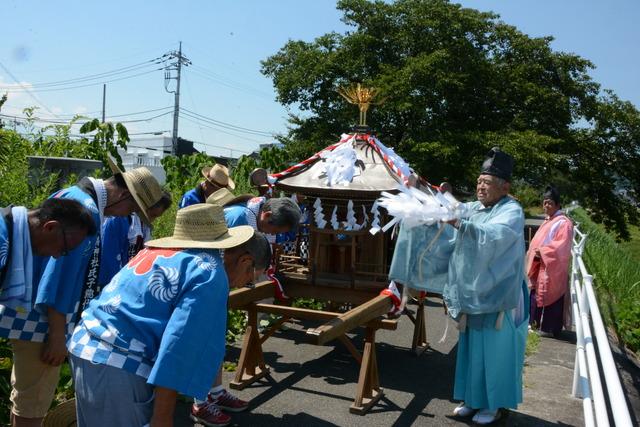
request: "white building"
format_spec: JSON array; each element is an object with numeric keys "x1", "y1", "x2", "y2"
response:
[{"x1": 117, "y1": 136, "x2": 172, "y2": 185}]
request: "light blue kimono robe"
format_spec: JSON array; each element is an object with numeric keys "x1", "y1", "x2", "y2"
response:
[{"x1": 390, "y1": 196, "x2": 529, "y2": 410}]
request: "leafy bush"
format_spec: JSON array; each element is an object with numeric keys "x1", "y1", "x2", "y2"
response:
[
  {"x1": 161, "y1": 152, "x2": 216, "y2": 196},
  {"x1": 570, "y1": 209, "x2": 640, "y2": 354},
  {"x1": 511, "y1": 180, "x2": 541, "y2": 210}
]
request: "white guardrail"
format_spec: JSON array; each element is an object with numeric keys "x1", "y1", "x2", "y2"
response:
[{"x1": 570, "y1": 225, "x2": 633, "y2": 427}]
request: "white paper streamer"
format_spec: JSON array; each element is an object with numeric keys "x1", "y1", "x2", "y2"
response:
[
  {"x1": 313, "y1": 198, "x2": 327, "y2": 229},
  {"x1": 330, "y1": 205, "x2": 339, "y2": 230},
  {"x1": 371, "y1": 184, "x2": 471, "y2": 234},
  {"x1": 315, "y1": 137, "x2": 360, "y2": 187}
]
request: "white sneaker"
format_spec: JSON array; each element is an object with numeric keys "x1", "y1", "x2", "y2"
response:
[
  {"x1": 452, "y1": 402, "x2": 475, "y2": 417},
  {"x1": 472, "y1": 408, "x2": 501, "y2": 425}
]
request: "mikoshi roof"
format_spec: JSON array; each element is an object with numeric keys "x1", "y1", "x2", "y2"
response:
[{"x1": 270, "y1": 133, "x2": 419, "y2": 198}]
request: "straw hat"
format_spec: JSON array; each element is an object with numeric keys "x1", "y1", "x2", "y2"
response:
[
  {"x1": 43, "y1": 398, "x2": 76, "y2": 427},
  {"x1": 146, "y1": 204, "x2": 253, "y2": 249},
  {"x1": 107, "y1": 156, "x2": 164, "y2": 225},
  {"x1": 202, "y1": 164, "x2": 235, "y2": 190},
  {"x1": 206, "y1": 188, "x2": 254, "y2": 207},
  {"x1": 249, "y1": 168, "x2": 269, "y2": 188}
]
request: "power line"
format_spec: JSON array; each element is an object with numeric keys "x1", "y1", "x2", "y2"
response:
[
  {"x1": 189, "y1": 138, "x2": 253, "y2": 155},
  {"x1": 106, "y1": 106, "x2": 174, "y2": 118},
  {"x1": 179, "y1": 114, "x2": 268, "y2": 144},
  {"x1": 0, "y1": 110, "x2": 173, "y2": 125},
  {"x1": 0, "y1": 61, "x2": 61, "y2": 118},
  {"x1": 180, "y1": 107, "x2": 274, "y2": 137},
  {"x1": 1, "y1": 68, "x2": 163, "y2": 93},
  {"x1": 192, "y1": 66, "x2": 273, "y2": 101},
  {"x1": 0, "y1": 59, "x2": 161, "y2": 89}
]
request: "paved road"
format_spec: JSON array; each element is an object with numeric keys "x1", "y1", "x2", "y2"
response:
[{"x1": 175, "y1": 298, "x2": 588, "y2": 426}]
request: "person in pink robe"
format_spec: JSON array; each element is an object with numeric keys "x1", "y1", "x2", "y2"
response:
[{"x1": 526, "y1": 186, "x2": 574, "y2": 337}]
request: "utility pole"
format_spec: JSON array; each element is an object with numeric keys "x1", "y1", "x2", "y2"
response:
[
  {"x1": 163, "y1": 42, "x2": 191, "y2": 155},
  {"x1": 101, "y1": 84, "x2": 106, "y2": 123}
]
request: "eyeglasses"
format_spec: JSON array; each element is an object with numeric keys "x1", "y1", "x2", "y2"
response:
[{"x1": 60, "y1": 226, "x2": 70, "y2": 257}]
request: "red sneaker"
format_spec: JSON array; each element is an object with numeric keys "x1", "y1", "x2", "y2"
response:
[
  {"x1": 190, "y1": 402, "x2": 231, "y2": 426},
  {"x1": 209, "y1": 389, "x2": 249, "y2": 413}
]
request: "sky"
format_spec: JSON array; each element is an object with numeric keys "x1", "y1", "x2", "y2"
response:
[{"x1": 1, "y1": 0, "x2": 638, "y2": 158}]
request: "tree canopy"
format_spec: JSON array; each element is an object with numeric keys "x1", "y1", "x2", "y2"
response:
[{"x1": 261, "y1": 0, "x2": 639, "y2": 238}]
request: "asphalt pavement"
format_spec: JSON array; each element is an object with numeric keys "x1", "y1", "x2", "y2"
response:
[{"x1": 174, "y1": 297, "x2": 595, "y2": 426}]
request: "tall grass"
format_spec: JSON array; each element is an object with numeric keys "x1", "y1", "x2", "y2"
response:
[{"x1": 570, "y1": 209, "x2": 640, "y2": 355}]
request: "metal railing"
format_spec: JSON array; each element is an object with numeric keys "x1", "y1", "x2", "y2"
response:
[{"x1": 570, "y1": 226, "x2": 633, "y2": 427}]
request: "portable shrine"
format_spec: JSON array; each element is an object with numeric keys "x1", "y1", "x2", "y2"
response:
[{"x1": 227, "y1": 85, "x2": 432, "y2": 414}]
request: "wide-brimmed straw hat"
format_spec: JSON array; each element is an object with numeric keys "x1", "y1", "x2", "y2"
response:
[
  {"x1": 146, "y1": 204, "x2": 253, "y2": 249},
  {"x1": 43, "y1": 398, "x2": 76, "y2": 427},
  {"x1": 249, "y1": 168, "x2": 270, "y2": 188},
  {"x1": 202, "y1": 164, "x2": 235, "y2": 190},
  {"x1": 107, "y1": 156, "x2": 163, "y2": 225},
  {"x1": 206, "y1": 188, "x2": 254, "y2": 207}
]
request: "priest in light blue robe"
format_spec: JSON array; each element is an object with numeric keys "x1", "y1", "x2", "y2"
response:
[{"x1": 390, "y1": 147, "x2": 528, "y2": 425}]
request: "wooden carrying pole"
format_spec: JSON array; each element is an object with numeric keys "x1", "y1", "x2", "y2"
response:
[
  {"x1": 228, "y1": 281, "x2": 274, "y2": 309},
  {"x1": 307, "y1": 294, "x2": 392, "y2": 345}
]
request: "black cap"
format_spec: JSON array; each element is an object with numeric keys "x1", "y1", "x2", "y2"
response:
[
  {"x1": 481, "y1": 147, "x2": 514, "y2": 181},
  {"x1": 543, "y1": 186, "x2": 560, "y2": 204}
]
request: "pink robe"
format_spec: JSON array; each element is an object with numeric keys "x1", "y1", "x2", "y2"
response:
[{"x1": 526, "y1": 211, "x2": 574, "y2": 308}]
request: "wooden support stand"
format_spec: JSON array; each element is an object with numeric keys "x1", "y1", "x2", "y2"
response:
[
  {"x1": 229, "y1": 305, "x2": 270, "y2": 390},
  {"x1": 410, "y1": 297, "x2": 429, "y2": 356},
  {"x1": 227, "y1": 293, "x2": 395, "y2": 414},
  {"x1": 350, "y1": 327, "x2": 383, "y2": 414}
]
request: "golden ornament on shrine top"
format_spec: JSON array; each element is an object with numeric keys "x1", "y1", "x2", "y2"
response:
[{"x1": 337, "y1": 83, "x2": 385, "y2": 128}]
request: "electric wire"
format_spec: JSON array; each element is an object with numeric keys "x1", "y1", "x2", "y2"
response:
[
  {"x1": 179, "y1": 114, "x2": 267, "y2": 145},
  {"x1": 0, "y1": 59, "x2": 161, "y2": 89},
  {"x1": 0, "y1": 61, "x2": 61, "y2": 118},
  {"x1": 0, "y1": 68, "x2": 163, "y2": 93},
  {"x1": 180, "y1": 107, "x2": 274, "y2": 136}
]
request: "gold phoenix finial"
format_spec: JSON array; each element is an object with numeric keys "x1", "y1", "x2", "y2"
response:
[{"x1": 337, "y1": 83, "x2": 385, "y2": 127}]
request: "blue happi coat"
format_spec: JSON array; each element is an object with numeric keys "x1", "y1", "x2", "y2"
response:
[
  {"x1": 68, "y1": 247, "x2": 228, "y2": 400},
  {"x1": 179, "y1": 186, "x2": 205, "y2": 209},
  {"x1": 0, "y1": 185, "x2": 100, "y2": 341}
]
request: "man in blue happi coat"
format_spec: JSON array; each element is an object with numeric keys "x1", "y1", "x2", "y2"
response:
[
  {"x1": 0, "y1": 198, "x2": 96, "y2": 427},
  {"x1": 189, "y1": 190, "x2": 301, "y2": 426},
  {"x1": 2, "y1": 160, "x2": 162, "y2": 427},
  {"x1": 179, "y1": 163, "x2": 235, "y2": 208},
  {"x1": 68, "y1": 204, "x2": 271, "y2": 427},
  {"x1": 389, "y1": 147, "x2": 528, "y2": 425}
]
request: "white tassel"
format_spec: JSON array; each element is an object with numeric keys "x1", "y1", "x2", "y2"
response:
[
  {"x1": 313, "y1": 198, "x2": 326, "y2": 229},
  {"x1": 369, "y1": 200, "x2": 381, "y2": 234},
  {"x1": 330, "y1": 206, "x2": 339, "y2": 230},
  {"x1": 345, "y1": 200, "x2": 357, "y2": 230}
]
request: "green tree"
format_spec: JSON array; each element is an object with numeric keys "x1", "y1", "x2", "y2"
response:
[{"x1": 261, "y1": 0, "x2": 639, "y2": 238}]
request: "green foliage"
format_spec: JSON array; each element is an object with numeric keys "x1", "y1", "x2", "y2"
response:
[
  {"x1": 0, "y1": 110, "x2": 131, "y2": 207},
  {"x1": 292, "y1": 298, "x2": 326, "y2": 311},
  {"x1": 161, "y1": 152, "x2": 216, "y2": 196},
  {"x1": 262, "y1": 0, "x2": 640, "y2": 239},
  {"x1": 618, "y1": 224, "x2": 640, "y2": 263},
  {"x1": 511, "y1": 180, "x2": 542, "y2": 210},
  {"x1": 570, "y1": 209, "x2": 640, "y2": 355},
  {"x1": 226, "y1": 309, "x2": 248, "y2": 344},
  {"x1": 0, "y1": 339, "x2": 11, "y2": 424},
  {"x1": 525, "y1": 332, "x2": 540, "y2": 358}
]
